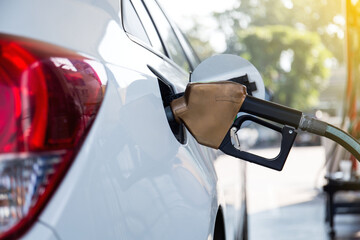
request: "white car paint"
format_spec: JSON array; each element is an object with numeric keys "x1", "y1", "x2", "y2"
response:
[{"x1": 0, "y1": 0, "x2": 246, "y2": 239}]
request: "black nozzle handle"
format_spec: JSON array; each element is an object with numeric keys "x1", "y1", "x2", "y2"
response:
[
  {"x1": 219, "y1": 114, "x2": 297, "y2": 171},
  {"x1": 240, "y1": 96, "x2": 303, "y2": 128}
]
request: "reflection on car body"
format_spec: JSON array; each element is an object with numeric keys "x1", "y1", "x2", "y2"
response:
[{"x1": 0, "y1": 0, "x2": 247, "y2": 239}]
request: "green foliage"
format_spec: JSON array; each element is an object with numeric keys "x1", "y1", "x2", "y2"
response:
[
  {"x1": 209, "y1": 0, "x2": 343, "y2": 110},
  {"x1": 235, "y1": 26, "x2": 331, "y2": 109},
  {"x1": 215, "y1": 0, "x2": 344, "y2": 62}
]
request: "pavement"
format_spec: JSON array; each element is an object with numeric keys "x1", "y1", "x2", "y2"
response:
[{"x1": 245, "y1": 146, "x2": 360, "y2": 240}]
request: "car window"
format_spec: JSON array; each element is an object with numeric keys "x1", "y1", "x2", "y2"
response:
[
  {"x1": 130, "y1": 0, "x2": 165, "y2": 54},
  {"x1": 142, "y1": 0, "x2": 190, "y2": 72},
  {"x1": 122, "y1": 0, "x2": 151, "y2": 46}
]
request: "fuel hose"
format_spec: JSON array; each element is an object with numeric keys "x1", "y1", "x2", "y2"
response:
[
  {"x1": 241, "y1": 96, "x2": 360, "y2": 161},
  {"x1": 324, "y1": 125, "x2": 360, "y2": 160}
]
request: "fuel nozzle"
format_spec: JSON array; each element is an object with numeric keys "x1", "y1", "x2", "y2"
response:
[
  {"x1": 167, "y1": 54, "x2": 360, "y2": 170},
  {"x1": 170, "y1": 81, "x2": 360, "y2": 171}
]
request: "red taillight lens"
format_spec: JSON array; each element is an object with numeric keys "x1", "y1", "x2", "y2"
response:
[{"x1": 0, "y1": 34, "x2": 105, "y2": 238}]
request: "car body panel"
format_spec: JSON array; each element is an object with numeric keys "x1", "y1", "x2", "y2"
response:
[
  {"x1": 0, "y1": 0, "x2": 118, "y2": 62},
  {"x1": 22, "y1": 222, "x2": 59, "y2": 240},
  {"x1": 0, "y1": 0, "x2": 245, "y2": 239},
  {"x1": 37, "y1": 68, "x2": 217, "y2": 239}
]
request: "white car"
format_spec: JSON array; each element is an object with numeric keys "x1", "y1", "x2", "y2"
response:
[{"x1": 0, "y1": 0, "x2": 247, "y2": 239}]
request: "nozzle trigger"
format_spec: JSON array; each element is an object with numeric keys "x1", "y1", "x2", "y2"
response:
[
  {"x1": 230, "y1": 127, "x2": 241, "y2": 150},
  {"x1": 219, "y1": 115, "x2": 297, "y2": 171}
]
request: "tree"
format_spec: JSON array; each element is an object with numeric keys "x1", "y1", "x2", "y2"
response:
[
  {"x1": 234, "y1": 26, "x2": 331, "y2": 109},
  {"x1": 208, "y1": 0, "x2": 342, "y2": 110},
  {"x1": 215, "y1": 0, "x2": 344, "y2": 62}
]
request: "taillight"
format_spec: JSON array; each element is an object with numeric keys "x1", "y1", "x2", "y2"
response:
[{"x1": 0, "y1": 34, "x2": 106, "y2": 239}]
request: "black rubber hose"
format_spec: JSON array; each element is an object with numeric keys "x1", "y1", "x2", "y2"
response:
[
  {"x1": 299, "y1": 116, "x2": 360, "y2": 161},
  {"x1": 324, "y1": 124, "x2": 360, "y2": 161}
]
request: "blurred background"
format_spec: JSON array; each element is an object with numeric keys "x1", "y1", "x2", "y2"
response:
[{"x1": 159, "y1": 0, "x2": 360, "y2": 239}]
